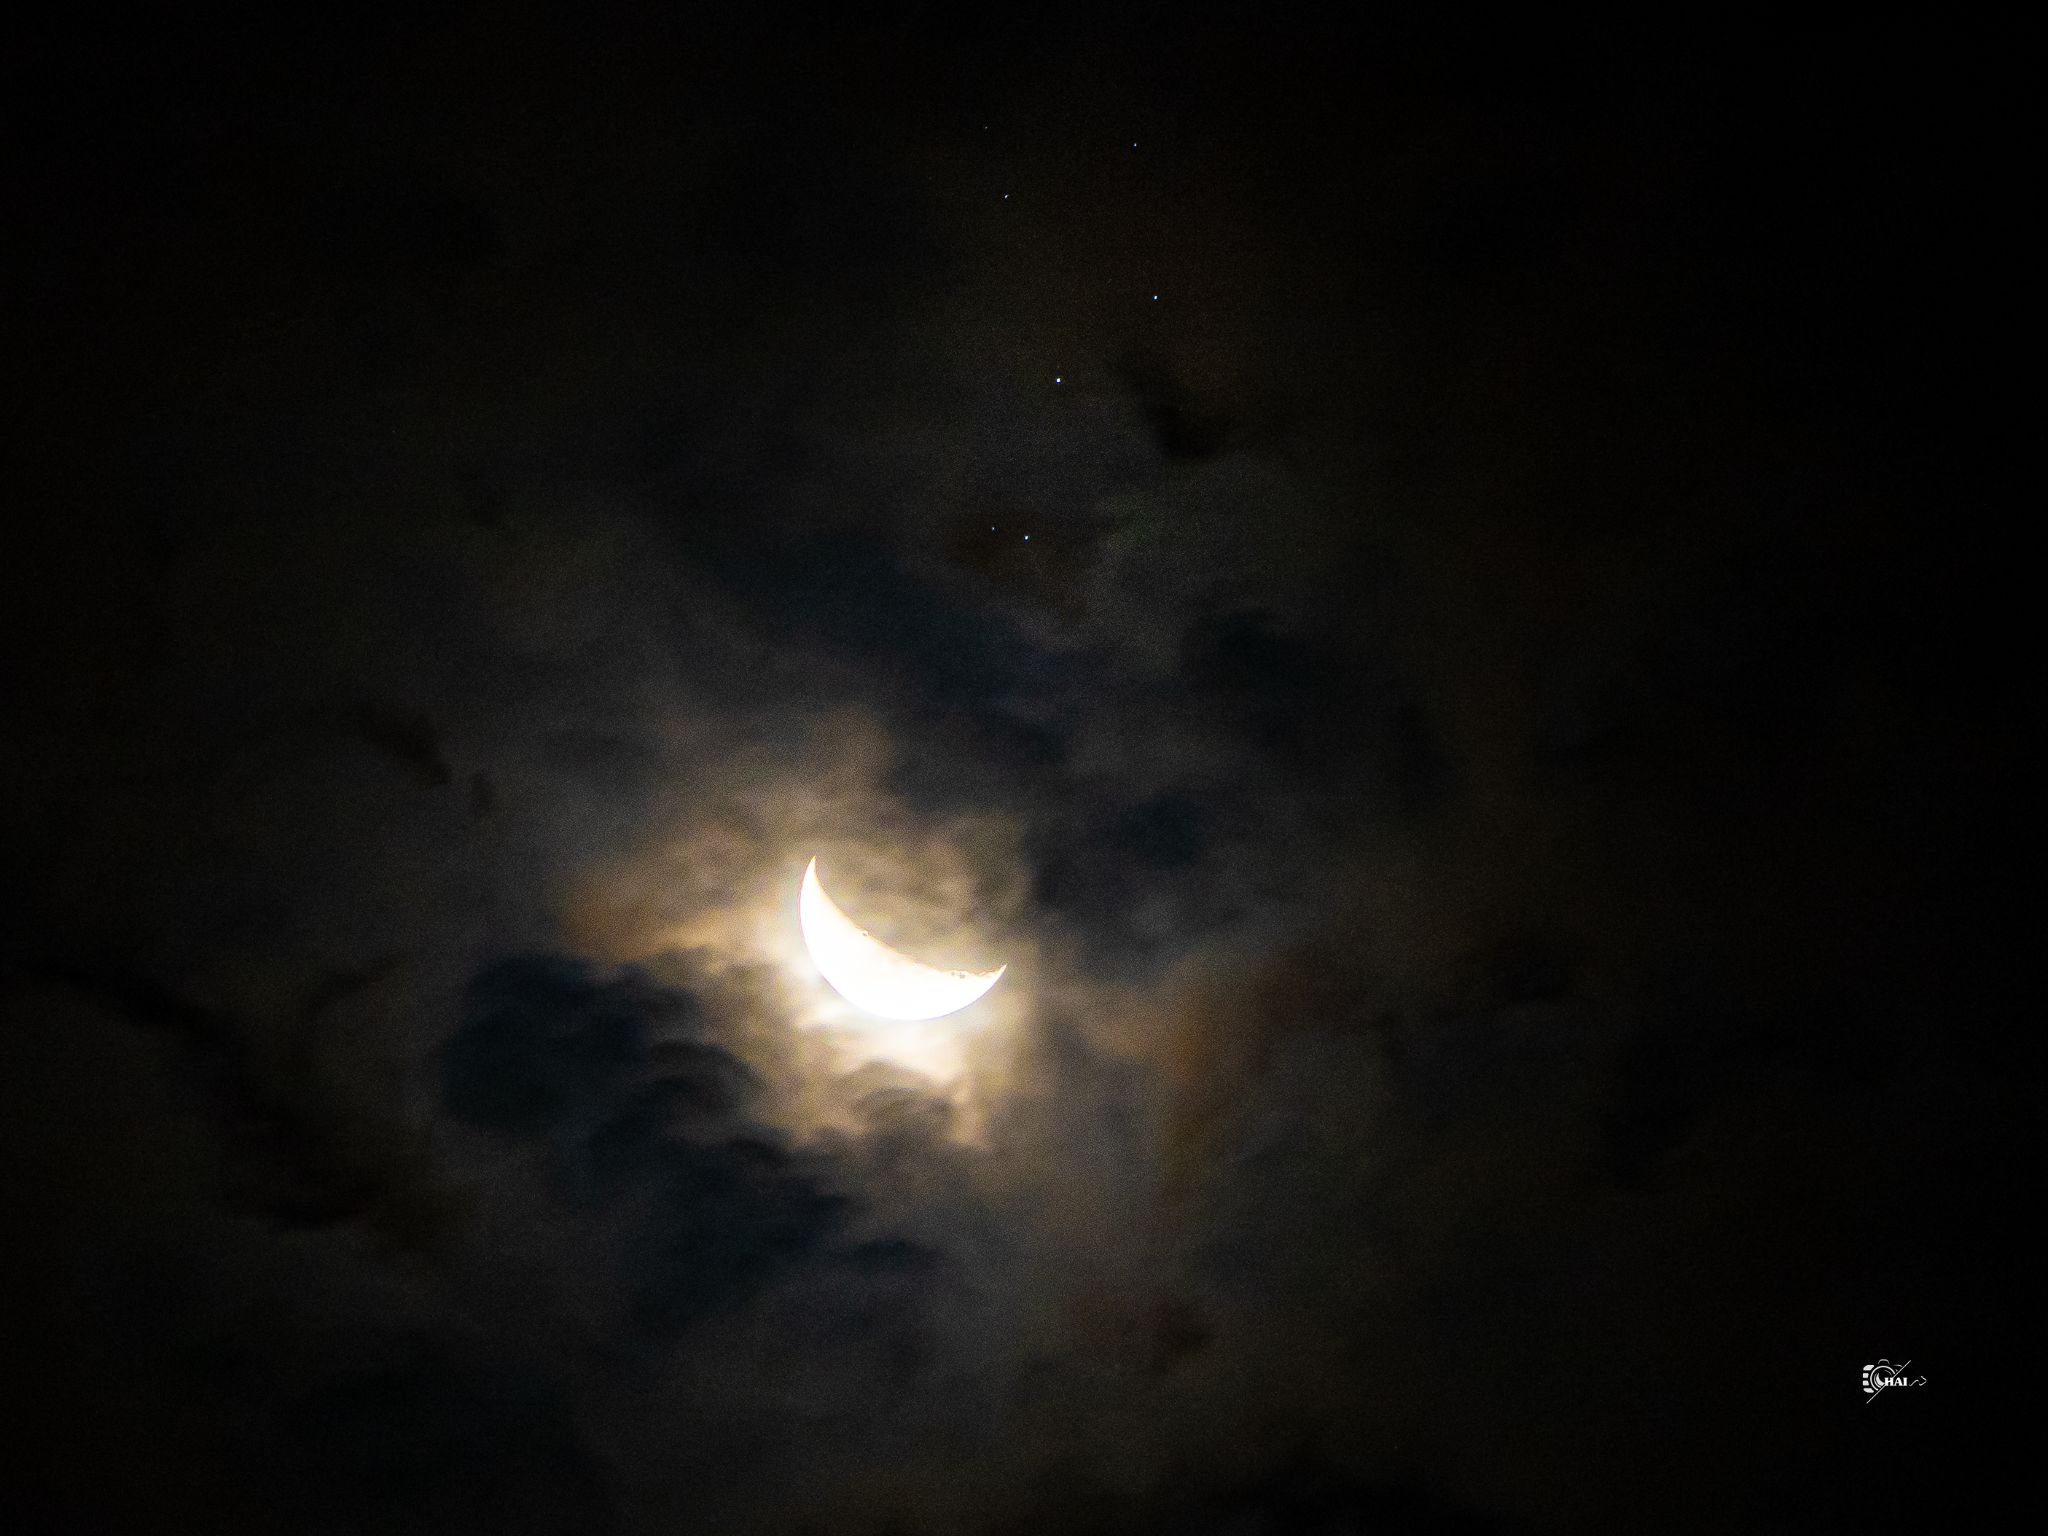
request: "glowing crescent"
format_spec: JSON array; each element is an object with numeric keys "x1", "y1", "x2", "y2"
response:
[{"x1": 799, "y1": 858, "x2": 1005, "y2": 1021}]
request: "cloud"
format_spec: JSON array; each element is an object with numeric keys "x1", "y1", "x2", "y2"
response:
[
  {"x1": 1179, "y1": 605, "x2": 1453, "y2": 808},
  {"x1": 439, "y1": 954, "x2": 861, "y2": 1343}
]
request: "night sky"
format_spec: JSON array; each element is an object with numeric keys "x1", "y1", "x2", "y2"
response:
[{"x1": 3, "y1": 11, "x2": 2019, "y2": 1534}]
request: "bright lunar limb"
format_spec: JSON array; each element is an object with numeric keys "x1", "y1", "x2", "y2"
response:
[{"x1": 799, "y1": 858, "x2": 1005, "y2": 1021}]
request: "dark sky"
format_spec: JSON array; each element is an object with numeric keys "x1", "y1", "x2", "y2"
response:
[{"x1": 2, "y1": 9, "x2": 2020, "y2": 1534}]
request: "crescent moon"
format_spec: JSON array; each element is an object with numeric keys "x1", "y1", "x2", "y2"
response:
[{"x1": 799, "y1": 858, "x2": 1005, "y2": 1021}]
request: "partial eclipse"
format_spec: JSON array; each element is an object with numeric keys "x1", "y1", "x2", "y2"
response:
[{"x1": 798, "y1": 857, "x2": 1005, "y2": 1021}]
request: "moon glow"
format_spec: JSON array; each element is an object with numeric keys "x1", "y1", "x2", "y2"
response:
[{"x1": 798, "y1": 858, "x2": 1005, "y2": 1021}]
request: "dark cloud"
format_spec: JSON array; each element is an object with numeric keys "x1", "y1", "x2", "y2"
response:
[
  {"x1": 1180, "y1": 607, "x2": 1452, "y2": 809},
  {"x1": 333, "y1": 702, "x2": 455, "y2": 789},
  {"x1": 1027, "y1": 790, "x2": 1240, "y2": 982},
  {"x1": 619, "y1": 1132, "x2": 848, "y2": 1341},
  {"x1": 441, "y1": 955, "x2": 678, "y2": 1138},
  {"x1": 683, "y1": 527, "x2": 1037, "y2": 716},
  {"x1": 1120, "y1": 357, "x2": 1239, "y2": 463},
  {"x1": 439, "y1": 954, "x2": 943, "y2": 1358},
  {"x1": 26, "y1": 955, "x2": 393, "y2": 1230}
]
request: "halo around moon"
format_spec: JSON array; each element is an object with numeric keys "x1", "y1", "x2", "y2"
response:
[{"x1": 798, "y1": 858, "x2": 1005, "y2": 1021}]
